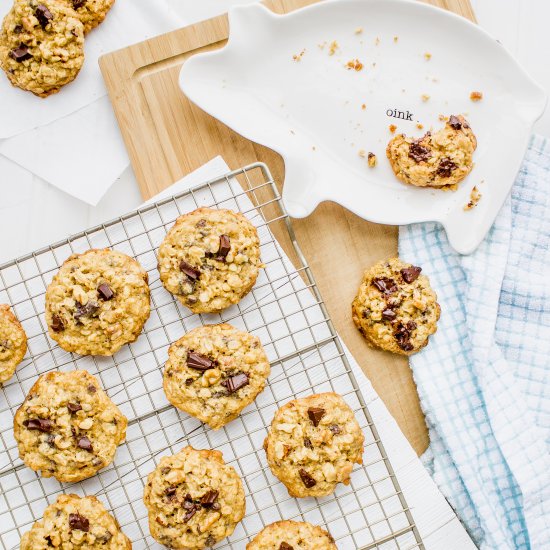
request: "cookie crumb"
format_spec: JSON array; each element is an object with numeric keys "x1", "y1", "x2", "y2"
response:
[
  {"x1": 424, "y1": 52, "x2": 432, "y2": 60},
  {"x1": 464, "y1": 186, "x2": 481, "y2": 210},
  {"x1": 328, "y1": 40, "x2": 339, "y2": 56},
  {"x1": 361, "y1": 103, "x2": 366, "y2": 110},
  {"x1": 389, "y1": 124, "x2": 397, "y2": 133},
  {"x1": 375, "y1": 37, "x2": 380, "y2": 46},
  {"x1": 355, "y1": 27, "x2": 363, "y2": 34},
  {"x1": 292, "y1": 49, "x2": 306, "y2": 62},
  {"x1": 416, "y1": 123, "x2": 424, "y2": 130},
  {"x1": 438, "y1": 114, "x2": 448, "y2": 122},
  {"x1": 345, "y1": 58, "x2": 363, "y2": 71},
  {"x1": 318, "y1": 41, "x2": 327, "y2": 50},
  {"x1": 358, "y1": 149, "x2": 366, "y2": 158},
  {"x1": 470, "y1": 91, "x2": 483, "y2": 102},
  {"x1": 367, "y1": 152, "x2": 377, "y2": 167},
  {"x1": 421, "y1": 94, "x2": 430, "y2": 102},
  {"x1": 393, "y1": 36, "x2": 399, "y2": 43}
]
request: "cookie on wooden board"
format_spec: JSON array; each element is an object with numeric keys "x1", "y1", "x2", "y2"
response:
[{"x1": 352, "y1": 257, "x2": 440, "y2": 355}]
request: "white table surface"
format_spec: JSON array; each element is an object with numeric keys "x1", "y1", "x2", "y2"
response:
[{"x1": 0, "y1": 2, "x2": 547, "y2": 547}]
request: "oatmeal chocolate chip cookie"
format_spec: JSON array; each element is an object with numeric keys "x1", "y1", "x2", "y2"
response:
[
  {"x1": 163, "y1": 323, "x2": 270, "y2": 430},
  {"x1": 247, "y1": 520, "x2": 337, "y2": 550},
  {"x1": 64, "y1": 0, "x2": 115, "y2": 33},
  {"x1": 158, "y1": 208, "x2": 263, "y2": 314},
  {"x1": 352, "y1": 258, "x2": 440, "y2": 355},
  {"x1": 20, "y1": 493, "x2": 131, "y2": 549},
  {"x1": 14, "y1": 370, "x2": 127, "y2": 482},
  {"x1": 386, "y1": 115, "x2": 477, "y2": 188},
  {"x1": 0, "y1": 304, "x2": 27, "y2": 384},
  {"x1": 45, "y1": 248, "x2": 150, "y2": 356},
  {"x1": 264, "y1": 393, "x2": 364, "y2": 498},
  {"x1": 143, "y1": 446, "x2": 245, "y2": 550},
  {"x1": 0, "y1": 0, "x2": 84, "y2": 97}
]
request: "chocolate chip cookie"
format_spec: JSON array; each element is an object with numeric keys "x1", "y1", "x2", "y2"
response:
[
  {"x1": 386, "y1": 115, "x2": 477, "y2": 188},
  {"x1": 45, "y1": 248, "x2": 150, "y2": 356},
  {"x1": 247, "y1": 520, "x2": 337, "y2": 550},
  {"x1": 14, "y1": 370, "x2": 127, "y2": 482},
  {"x1": 20, "y1": 493, "x2": 131, "y2": 549},
  {"x1": 0, "y1": 0, "x2": 85, "y2": 97},
  {"x1": 163, "y1": 323, "x2": 270, "y2": 430},
  {"x1": 0, "y1": 304, "x2": 27, "y2": 385},
  {"x1": 158, "y1": 208, "x2": 263, "y2": 314},
  {"x1": 264, "y1": 393, "x2": 364, "y2": 498},
  {"x1": 143, "y1": 446, "x2": 246, "y2": 549},
  {"x1": 352, "y1": 258, "x2": 440, "y2": 355},
  {"x1": 65, "y1": 0, "x2": 115, "y2": 33}
]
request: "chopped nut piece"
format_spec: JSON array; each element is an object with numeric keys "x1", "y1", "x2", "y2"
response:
[
  {"x1": 367, "y1": 152, "x2": 377, "y2": 167},
  {"x1": 345, "y1": 58, "x2": 363, "y2": 71},
  {"x1": 464, "y1": 186, "x2": 482, "y2": 210},
  {"x1": 292, "y1": 49, "x2": 306, "y2": 62},
  {"x1": 389, "y1": 124, "x2": 397, "y2": 133},
  {"x1": 470, "y1": 91, "x2": 483, "y2": 102}
]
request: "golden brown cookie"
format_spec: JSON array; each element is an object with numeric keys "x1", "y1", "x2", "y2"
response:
[
  {"x1": 0, "y1": 304, "x2": 27, "y2": 384},
  {"x1": 352, "y1": 258, "x2": 440, "y2": 355},
  {"x1": 0, "y1": 0, "x2": 85, "y2": 97},
  {"x1": 386, "y1": 115, "x2": 477, "y2": 188},
  {"x1": 143, "y1": 446, "x2": 246, "y2": 549},
  {"x1": 14, "y1": 370, "x2": 127, "y2": 482},
  {"x1": 163, "y1": 323, "x2": 270, "y2": 430},
  {"x1": 65, "y1": 0, "x2": 115, "y2": 33},
  {"x1": 158, "y1": 208, "x2": 263, "y2": 314},
  {"x1": 45, "y1": 248, "x2": 150, "y2": 356},
  {"x1": 264, "y1": 393, "x2": 364, "y2": 498},
  {"x1": 247, "y1": 520, "x2": 337, "y2": 549},
  {"x1": 20, "y1": 493, "x2": 131, "y2": 549}
]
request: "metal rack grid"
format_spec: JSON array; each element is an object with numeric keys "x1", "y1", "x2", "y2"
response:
[{"x1": 0, "y1": 163, "x2": 424, "y2": 550}]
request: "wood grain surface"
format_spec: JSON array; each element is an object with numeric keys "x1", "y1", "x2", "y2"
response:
[{"x1": 99, "y1": 0, "x2": 475, "y2": 455}]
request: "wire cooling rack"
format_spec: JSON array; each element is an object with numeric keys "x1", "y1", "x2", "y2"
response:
[{"x1": 0, "y1": 163, "x2": 424, "y2": 550}]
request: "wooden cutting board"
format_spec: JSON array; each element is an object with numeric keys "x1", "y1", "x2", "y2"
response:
[{"x1": 99, "y1": 0, "x2": 475, "y2": 455}]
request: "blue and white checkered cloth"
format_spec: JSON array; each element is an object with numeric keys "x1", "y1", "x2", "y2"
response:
[{"x1": 399, "y1": 135, "x2": 550, "y2": 550}]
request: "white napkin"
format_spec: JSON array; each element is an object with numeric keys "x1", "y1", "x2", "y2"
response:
[
  {"x1": 0, "y1": 0, "x2": 186, "y2": 204},
  {"x1": 0, "y1": 96, "x2": 128, "y2": 204}
]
